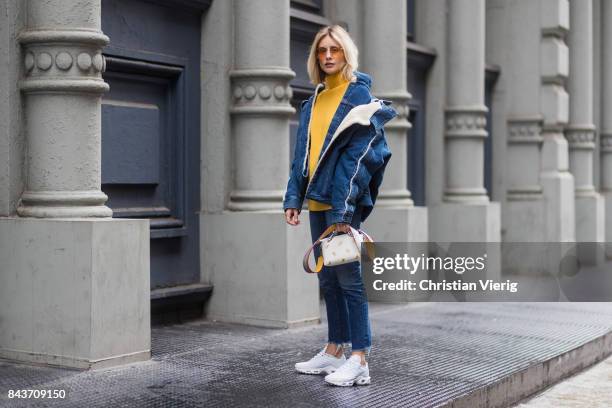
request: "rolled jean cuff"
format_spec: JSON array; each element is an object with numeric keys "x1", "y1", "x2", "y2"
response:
[
  {"x1": 351, "y1": 345, "x2": 372, "y2": 356},
  {"x1": 329, "y1": 341, "x2": 351, "y2": 349}
]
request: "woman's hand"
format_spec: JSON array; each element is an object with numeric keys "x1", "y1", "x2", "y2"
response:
[
  {"x1": 334, "y1": 223, "x2": 351, "y2": 233},
  {"x1": 285, "y1": 208, "x2": 300, "y2": 226}
]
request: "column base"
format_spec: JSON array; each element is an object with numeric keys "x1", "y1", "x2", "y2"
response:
[
  {"x1": 362, "y1": 206, "x2": 428, "y2": 302},
  {"x1": 0, "y1": 217, "x2": 151, "y2": 369},
  {"x1": 201, "y1": 211, "x2": 320, "y2": 328},
  {"x1": 375, "y1": 189, "x2": 415, "y2": 208},
  {"x1": 575, "y1": 192, "x2": 605, "y2": 265},
  {"x1": 17, "y1": 190, "x2": 113, "y2": 218},
  {"x1": 17, "y1": 205, "x2": 113, "y2": 218}
]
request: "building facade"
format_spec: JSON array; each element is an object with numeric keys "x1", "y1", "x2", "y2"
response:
[{"x1": 0, "y1": 0, "x2": 609, "y2": 369}]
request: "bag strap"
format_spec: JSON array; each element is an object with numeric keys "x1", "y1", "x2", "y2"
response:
[
  {"x1": 352, "y1": 227, "x2": 375, "y2": 261},
  {"x1": 302, "y1": 225, "x2": 376, "y2": 273},
  {"x1": 302, "y1": 224, "x2": 337, "y2": 273}
]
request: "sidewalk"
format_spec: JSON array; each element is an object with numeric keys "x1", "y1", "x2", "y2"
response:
[
  {"x1": 1, "y1": 302, "x2": 611, "y2": 407},
  {"x1": 514, "y1": 354, "x2": 612, "y2": 407}
]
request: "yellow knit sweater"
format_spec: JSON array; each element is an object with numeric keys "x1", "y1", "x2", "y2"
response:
[{"x1": 308, "y1": 71, "x2": 350, "y2": 211}]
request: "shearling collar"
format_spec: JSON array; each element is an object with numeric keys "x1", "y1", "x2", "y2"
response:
[{"x1": 305, "y1": 99, "x2": 391, "y2": 191}]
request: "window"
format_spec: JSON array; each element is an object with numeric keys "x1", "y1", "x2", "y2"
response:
[
  {"x1": 407, "y1": 0, "x2": 416, "y2": 41},
  {"x1": 291, "y1": 0, "x2": 324, "y2": 15}
]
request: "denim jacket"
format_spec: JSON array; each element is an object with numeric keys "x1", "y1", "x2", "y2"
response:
[{"x1": 283, "y1": 71, "x2": 397, "y2": 224}]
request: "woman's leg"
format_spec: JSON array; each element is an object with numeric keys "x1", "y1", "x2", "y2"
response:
[
  {"x1": 309, "y1": 210, "x2": 351, "y2": 353},
  {"x1": 324, "y1": 206, "x2": 372, "y2": 362}
]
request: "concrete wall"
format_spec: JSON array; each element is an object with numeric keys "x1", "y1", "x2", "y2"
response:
[{"x1": 200, "y1": 0, "x2": 233, "y2": 217}]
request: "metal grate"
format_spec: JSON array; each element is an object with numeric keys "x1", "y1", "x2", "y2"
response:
[{"x1": 1, "y1": 303, "x2": 611, "y2": 408}]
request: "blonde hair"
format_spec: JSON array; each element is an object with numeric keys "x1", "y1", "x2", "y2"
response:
[{"x1": 307, "y1": 25, "x2": 359, "y2": 85}]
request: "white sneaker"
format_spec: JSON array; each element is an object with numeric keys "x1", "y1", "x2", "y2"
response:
[
  {"x1": 295, "y1": 347, "x2": 346, "y2": 375},
  {"x1": 324, "y1": 355, "x2": 371, "y2": 386}
]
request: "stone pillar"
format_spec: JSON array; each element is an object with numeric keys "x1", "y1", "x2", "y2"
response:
[
  {"x1": 0, "y1": 0, "x2": 150, "y2": 368},
  {"x1": 362, "y1": 0, "x2": 413, "y2": 208},
  {"x1": 202, "y1": 0, "x2": 320, "y2": 327},
  {"x1": 539, "y1": 0, "x2": 575, "y2": 243},
  {"x1": 17, "y1": 2, "x2": 111, "y2": 218},
  {"x1": 227, "y1": 0, "x2": 295, "y2": 211},
  {"x1": 602, "y1": 0, "x2": 612, "y2": 257},
  {"x1": 357, "y1": 0, "x2": 427, "y2": 302},
  {"x1": 506, "y1": 118, "x2": 543, "y2": 205},
  {"x1": 566, "y1": 0, "x2": 604, "y2": 261},
  {"x1": 486, "y1": 0, "x2": 574, "y2": 274},
  {"x1": 488, "y1": 0, "x2": 546, "y2": 246},
  {"x1": 424, "y1": 0, "x2": 501, "y2": 285},
  {"x1": 430, "y1": 0, "x2": 500, "y2": 247},
  {"x1": 444, "y1": 1, "x2": 488, "y2": 204}
]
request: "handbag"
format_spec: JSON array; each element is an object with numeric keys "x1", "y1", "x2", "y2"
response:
[{"x1": 302, "y1": 224, "x2": 375, "y2": 273}]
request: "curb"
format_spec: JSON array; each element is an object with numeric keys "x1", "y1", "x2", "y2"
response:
[{"x1": 443, "y1": 330, "x2": 612, "y2": 408}]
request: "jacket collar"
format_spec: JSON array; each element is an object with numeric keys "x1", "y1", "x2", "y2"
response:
[
  {"x1": 304, "y1": 98, "x2": 396, "y2": 192},
  {"x1": 316, "y1": 70, "x2": 372, "y2": 94},
  {"x1": 301, "y1": 70, "x2": 396, "y2": 178}
]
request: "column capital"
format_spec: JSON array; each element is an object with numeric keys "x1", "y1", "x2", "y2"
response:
[
  {"x1": 374, "y1": 91, "x2": 412, "y2": 131},
  {"x1": 229, "y1": 67, "x2": 295, "y2": 116},
  {"x1": 601, "y1": 133, "x2": 612, "y2": 153},
  {"x1": 507, "y1": 117, "x2": 544, "y2": 144},
  {"x1": 19, "y1": 29, "x2": 109, "y2": 46},
  {"x1": 445, "y1": 106, "x2": 488, "y2": 139},
  {"x1": 19, "y1": 29, "x2": 109, "y2": 95},
  {"x1": 565, "y1": 125, "x2": 596, "y2": 150}
]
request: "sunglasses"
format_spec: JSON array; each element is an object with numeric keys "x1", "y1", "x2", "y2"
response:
[{"x1": 317, "y1": 46, "x2": 344, "y2": 59}]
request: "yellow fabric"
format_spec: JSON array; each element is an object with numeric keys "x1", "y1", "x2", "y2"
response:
[{"x1": 308, "y1": 71, "x2": 350, "y2": 211}]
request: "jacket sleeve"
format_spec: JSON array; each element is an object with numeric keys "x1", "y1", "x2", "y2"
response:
[
  {"x1": 282, "y1": 100, "x2": 309, "y2": 213},
  {"x1": 329, "y1": 125, "x2": 389, "y2": 224}
]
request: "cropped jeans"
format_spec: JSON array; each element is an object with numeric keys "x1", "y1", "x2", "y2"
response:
[{"x1": 308, "y1": 205, "x2": 372, "y2": 354}]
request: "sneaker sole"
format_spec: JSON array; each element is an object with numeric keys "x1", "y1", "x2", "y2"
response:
[
  {"x1": 325, "y1": 375, "x2": 371, "y2": 387},
  {"x1": 295, "y1": 365, "x2": 338, "y2": 375}
]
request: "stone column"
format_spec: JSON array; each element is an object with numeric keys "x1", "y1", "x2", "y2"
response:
[
  {"x1": 425, "y1": 0, "x2": 501, "y2": 286},
  {"x1": 490, "y1": 0, "x2": 546, "y2": 243},
  {"x1": 539, "y1": 0, "x2": 575, "y2": 243},
  {"x1": 431, "y1": 0, "x2": 500, "y2": 246},
  {"x1": 505, "y1": 116, "x2": 545, "y2": 233},
  {"x1": 17, "y1": 1, "x2": 111, "y2": 218},
  {"x1": 362, "y1": 0, "x2": 413, "y2": 208},
  {"x1": 227, "y1": 0, "x2": 295, "y2": 211},
  {"x1": 357, "y1": 0, "x2": 428, "y2": 301},
  {"x1": 486, "y1": 0, "x2": 574, "y2": 274},
  {"x1": 202, "y1": 0, "x2": 320, "y2": 327},
  {"x1": 0, "y1": 0, "x2": 150, "y2": 369},
  {"x1": 444, "y1": 0, "x2": 488, "y2": 204},
  {"x1": 566, "y1": 0, "x2": 604, "y2": 262},
  {"x1": 602, "y1": 0, "x2": 612, "y2": 257}
]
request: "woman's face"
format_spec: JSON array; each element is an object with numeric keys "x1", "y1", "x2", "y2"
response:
[{"x1": 317, "y1": 35, "x2": 346, "y2": 76}]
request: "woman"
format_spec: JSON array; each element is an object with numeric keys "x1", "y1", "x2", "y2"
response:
[{"x1": 283, "y1": 25, "x2": 396, "y2": 387}]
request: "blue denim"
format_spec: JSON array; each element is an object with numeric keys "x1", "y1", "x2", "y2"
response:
[
  {"x1": 309, "y1": 205, "x2": 372, "y2": 354},
  {"x1": 283, "y1": 71, "x2": 396, "y2": 225}
]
